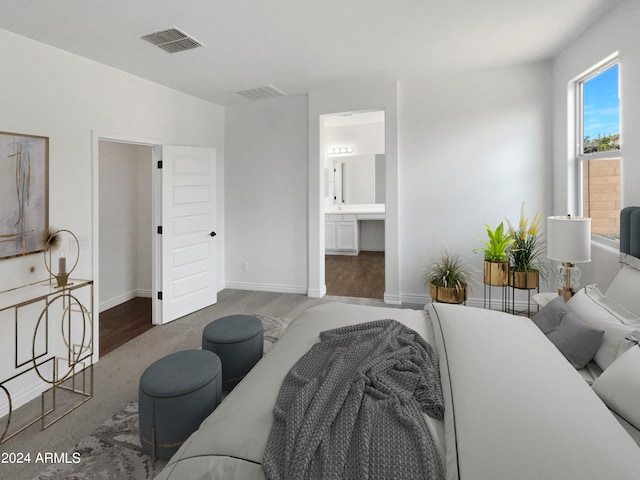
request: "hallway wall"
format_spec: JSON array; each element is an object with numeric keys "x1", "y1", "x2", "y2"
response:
[{"x1": 98, "y1": 141, "x2": 152, "y2": 310}]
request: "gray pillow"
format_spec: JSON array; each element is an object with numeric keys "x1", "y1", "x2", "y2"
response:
[
  {"x1": 533, "y1": 296, "x2": 605, "y2": 369},
  {"x1": 532, "y1": 296, "x2": 572, "y2": 334}
]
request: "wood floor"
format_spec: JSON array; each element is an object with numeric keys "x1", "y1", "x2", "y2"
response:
[
  {"x1": 325, "y1": 251, "x2": 385, "y2": 299},
  {"x1": 99, "y1": 297, "x2": 153, "y2": 356},
  {"x1": 98, "y1": 254, "x2": 383, "y2": 355}
]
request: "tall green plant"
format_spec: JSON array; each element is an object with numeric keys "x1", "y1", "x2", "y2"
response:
[
  {"x1": 474, "y1": 222, "x2": 511, "y2": 263},
  {"x1": 505, "y1": 203, "x2": 551, "y2": 280}
]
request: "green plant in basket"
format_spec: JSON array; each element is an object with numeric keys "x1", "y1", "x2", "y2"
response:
[
  {"x1": 474, "y1": 222, "x2": 511, "y2": 263},
  {"x1": 425, "y1": 245, "x2": 475, "y2": 303},
  {"x1": 505, "y1": 202, "x2": 552, "y2": 287},
  {"x1": 475, "y1": 221, "x2": 512, "y2": 286}
]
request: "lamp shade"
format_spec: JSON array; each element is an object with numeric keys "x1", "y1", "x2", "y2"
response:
[{"x1": 547, "y1": 216, "x2": 591, "y2": 263}]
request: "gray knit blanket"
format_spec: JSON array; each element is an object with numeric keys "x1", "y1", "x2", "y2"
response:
[{"x1": 262, "y1": 319, "x2": 445, "y2": 480}]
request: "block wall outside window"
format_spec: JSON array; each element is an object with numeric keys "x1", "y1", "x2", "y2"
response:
[{"x1": 582, "y1": 158, "x2": 621, "y2": 238}]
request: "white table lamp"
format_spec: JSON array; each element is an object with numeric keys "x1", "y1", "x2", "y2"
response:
[{"x1": 547, "y1": 215, "x2": 591, "y2": 301}]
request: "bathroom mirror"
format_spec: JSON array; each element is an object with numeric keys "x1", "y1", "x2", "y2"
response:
[{"x1": 332, "y1": 154, "x2": 385, "y2": 205}]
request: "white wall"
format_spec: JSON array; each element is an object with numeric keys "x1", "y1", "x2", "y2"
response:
[
  {"x1": 552, "y1": 0, "x2": 640, "y2": 290},
  {"x1": 98, "y1": 141, "x2": 152, "y2": 310},
  {"x1": 325, "y1": 121, "x2": 385, "y2": 156},
  {"x1": 135, "y1": 147, "x2": 153, "y2": 297},
  {"x1": 224, "y1": 95, "x2": 308, "y2": 293},
  {"x1": 0, "y1": 28, "x2": 224, "y2": 413},
  {"x1": 399, "y1": 63, "x2": 553, "y2": 303},
  {"x1": 225, "y1": 69, "x2": 552, "y2": 305},
  {"x1": 0, "y1": 28, "x2": 225, "y2": 295}
]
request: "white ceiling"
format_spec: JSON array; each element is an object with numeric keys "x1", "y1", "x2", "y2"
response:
[{"x1": 0, "y1": 0, "x2": 619, "y2": 106}]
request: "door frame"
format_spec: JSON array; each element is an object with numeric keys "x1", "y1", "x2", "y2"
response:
[
  {"x1": 91, "y1": 131, "x2": 164, "y2": 352},
  {"x1": 307, "y1": 84, "x2": 400, "y2": 303}
]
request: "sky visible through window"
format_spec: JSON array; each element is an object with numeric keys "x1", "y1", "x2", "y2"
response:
[{"x1": 583, "y1": 64, "x2": 619, "y2": 141}]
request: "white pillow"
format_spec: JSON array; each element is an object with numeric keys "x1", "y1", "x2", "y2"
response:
[
  {"x1": 606, "y1": 265, "x2": 640, "y2": 318},
  {"x1": 568, "y1": 287, "x2": 640, "y2": 370},
  {"x1": 570, "y1": 284, "x2": 640, "y2": 326},
  {"x1": 594, "y1": 323, "x2": 640, "y2": 370},
  {"x1": 592, "y1": 346, "x2": 640, "y2": 430}
]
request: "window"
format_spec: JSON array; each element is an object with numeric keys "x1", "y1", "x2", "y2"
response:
[{"x1": 576, "y1": 60, "x2": 621, "y2": 240}]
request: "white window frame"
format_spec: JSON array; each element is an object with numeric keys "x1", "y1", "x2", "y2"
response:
[{"x1": 575, "y1": 56, "x2": 621, "y2": 244}]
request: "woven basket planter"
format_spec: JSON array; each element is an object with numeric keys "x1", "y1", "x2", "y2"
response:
[{"x1": 429, "y1": 282, "x2": 468, "y2": 304}]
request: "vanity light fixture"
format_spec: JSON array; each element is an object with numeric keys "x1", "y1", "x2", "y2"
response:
[{"x1": 329, "y1": 147, "x2": 354, "y2": 155}]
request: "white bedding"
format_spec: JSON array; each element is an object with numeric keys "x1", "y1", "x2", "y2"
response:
[
  {"x1": 428, "y1": 302, "x2": 640, "y2": 480},
  {"x1": 156, "y1": 301, "x2": 640, "y2": 480}
]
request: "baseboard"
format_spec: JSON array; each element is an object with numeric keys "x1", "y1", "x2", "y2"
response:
[
  {"x1": 220, "y1": 284, "x2": 539, "y2": 313},
  {"x1": 383, "y1": 293, "x2": 402, "y2": 305},
  {"x1": 99, "y1": 289, "x2": 152, "y2": 312},
  {"x1": 358, "y1": 246, "x2": 385, "y2": 252},
  {"x1": 225, "y1": 281, "x2": 307, "y2": 295},
  {"x1": 398, "y1": 293, "x2": 427, "y2": 305},
  {"x1": 0, "y1": 380, "x2": 48, "y2": 418},
  {"x1": 325, "y1": 250, "x2": 359, "y2": 256},
  {"x1": 307, "y1": 285, "x2": 327, "y2": 298}
]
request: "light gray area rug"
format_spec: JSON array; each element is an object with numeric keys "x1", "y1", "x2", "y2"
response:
[
  {"x1": 34, "y1": 400, "x2": 157, "y2": 480},
  {"x1": 32, "y1": 314, "x2": 291, "y2": 480}
]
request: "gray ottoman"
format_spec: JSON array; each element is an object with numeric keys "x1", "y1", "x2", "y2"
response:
[
  {"x1": 139, "y1": 349, "x2": 222, "y2": 462},
  {"x1": 202, "y1": 314, "x2": 263, "y2": 385}
]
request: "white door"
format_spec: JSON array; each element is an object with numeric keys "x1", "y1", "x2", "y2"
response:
[{"x1": 160, "y1": 145, "x2": 217, "y2": 324}]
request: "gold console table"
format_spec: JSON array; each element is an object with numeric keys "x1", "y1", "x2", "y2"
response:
[{"x1": 0, "y1": 279, "x2": 93, "y2": 444}]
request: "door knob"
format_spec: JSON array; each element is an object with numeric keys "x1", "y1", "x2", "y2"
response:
[{"x1": 210, "y1": 231, "x2": 217, "y2": 237}]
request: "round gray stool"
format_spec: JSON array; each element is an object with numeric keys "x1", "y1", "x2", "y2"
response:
[
  {"x1": 202, "y1": 314, "x2": 263, "y2": 385},
  {"x1": 139, "y1": 349, "x2": 222, "y2": 462}
]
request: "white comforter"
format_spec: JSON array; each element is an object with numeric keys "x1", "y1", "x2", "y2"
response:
[
  {"x1": 156, "y1": 302, "x2": 640, "y2": 480},
  {"x1": 428, "y1": 302, "x2": 640, "y2": 480}
]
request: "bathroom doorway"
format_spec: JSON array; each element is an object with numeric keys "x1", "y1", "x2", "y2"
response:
[{"x1": 322, "y1": 110, "x2": 385, "y2": 299}]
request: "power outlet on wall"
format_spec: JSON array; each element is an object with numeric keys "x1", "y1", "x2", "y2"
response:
[{"x1": 241, "y1": 261, "x2": 248, "y2": 272}]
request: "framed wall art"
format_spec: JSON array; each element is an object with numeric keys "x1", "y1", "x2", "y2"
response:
[{"x1": 0, "y1": 131, "x2": 49, "y2": 260}]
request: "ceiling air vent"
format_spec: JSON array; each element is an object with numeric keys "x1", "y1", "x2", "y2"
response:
[
  {"x1": 236, "y1": 85, "x2": 288, "y2": 101},
  {"x1": 140, "y1": 27, "x2": 204, "y2": 54}
]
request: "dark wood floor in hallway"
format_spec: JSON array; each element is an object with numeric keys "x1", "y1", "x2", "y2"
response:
[
  {"x1": 99, "y1": 254, "x2": 384, "y2": 355},
  {"x1": 99, "y1": 297, "x2": 153, "y2": 356},
  {"x1": 325, "y1": 251, "x2": 385, "y2": 299}
]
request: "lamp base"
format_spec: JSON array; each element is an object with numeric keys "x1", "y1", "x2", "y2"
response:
[
  {"x1": 556, "y1": 262, "x2": 581, "y2": 302},
  {"x1": 558, "y1": 287, "x2": 577, "y2": 302}
]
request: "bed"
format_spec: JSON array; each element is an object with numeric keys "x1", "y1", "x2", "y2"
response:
[{"x1": 156, "y1": 207, "x2": 640, "y2": 480}]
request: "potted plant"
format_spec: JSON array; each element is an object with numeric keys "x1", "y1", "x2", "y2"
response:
[
  {"x1": 505, "y1": 203, "x2": 550, "y2": 289},
  {"x1": 474, "y1": 222, "x2": 511, "y2": 286},
  {"x1": 425, "y1": 246, "x2": 475, "y2": 304}
]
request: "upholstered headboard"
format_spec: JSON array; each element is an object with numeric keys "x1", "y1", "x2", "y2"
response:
[
  {"x1": 620, "y1": 206, "x2": 640, "y2": 260},
  {"x1": 606, "y1": 207, "x2": 640, "y2": 315}
]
